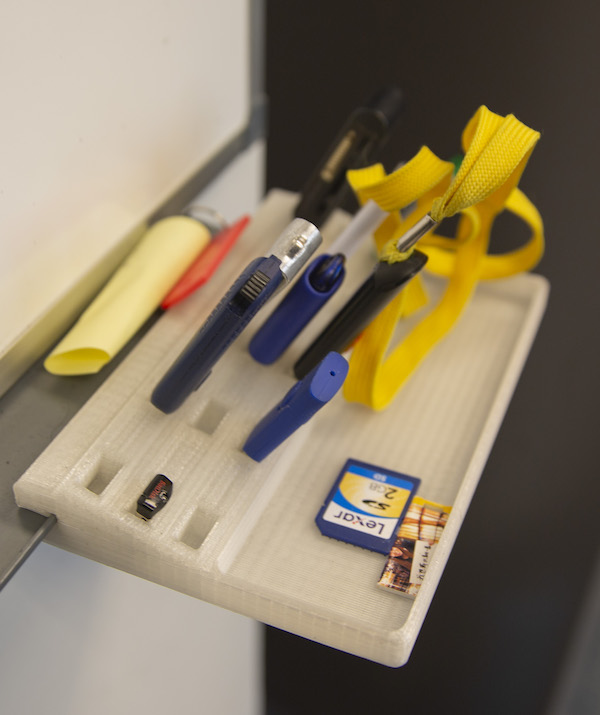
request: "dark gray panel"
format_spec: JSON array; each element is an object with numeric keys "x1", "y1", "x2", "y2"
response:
[{"x1": 265, "y1": 1, "x2": 600, "y2": 713}]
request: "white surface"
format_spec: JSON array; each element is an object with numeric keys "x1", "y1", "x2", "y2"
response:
[
  {"x1": 0, "y1": 544, "x2": 262, "y2": 715},
  {"x1": 14, "y1": 190, "x2": 549, "y2": 667},
  {"x1": 0, "y1": 0, "x2": 251, "y2": 382},
  {"x1": 5, "y1": 141, "x2": 266, "y2": 714}
]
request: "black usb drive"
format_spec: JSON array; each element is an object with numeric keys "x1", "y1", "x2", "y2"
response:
[{"x1": 136, "y1": 474, "x2": 173, "y2": 520}]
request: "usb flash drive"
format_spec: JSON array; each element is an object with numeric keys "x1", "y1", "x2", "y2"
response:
[
  {"x1": 151, "y1": 218, "x2": 322, "y2": 414},
  {"x1": 136, "y1": 474, "x2": 173, "y2": 520}
]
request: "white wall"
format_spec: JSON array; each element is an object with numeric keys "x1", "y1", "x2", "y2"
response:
[
  {"x1": 1, "y1": 2, "x2": 265, "y2": 712},
  {"x1": 0, "y1": 139, "x2": 266, "y2": 715},
  {"x1": 0, "y1": 0, "x2": 253, "y2": 386},
  {"x1": 1, "y1": 543, "x2": 263, "y2": 715}
]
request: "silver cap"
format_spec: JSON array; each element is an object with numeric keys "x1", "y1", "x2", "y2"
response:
[{"x1": 269, "y1": 218, "x2": 322, "y2": 283}]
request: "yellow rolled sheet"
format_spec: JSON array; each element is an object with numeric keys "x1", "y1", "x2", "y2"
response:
[{"x1": 44, "y1": 215, "x2": 211, "y2": 375}]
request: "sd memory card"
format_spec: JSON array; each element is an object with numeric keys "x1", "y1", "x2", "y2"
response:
[{"x1": 316, "y1": 459, "x2": 420, "y2": 553}]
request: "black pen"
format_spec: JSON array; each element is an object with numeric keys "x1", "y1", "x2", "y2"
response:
[
  {"x1": 294, "y1": 86, "x2": 403, "y2": 227},
  {"x1": 293, "y1": 215, "x2": 436, "y2": 379}
]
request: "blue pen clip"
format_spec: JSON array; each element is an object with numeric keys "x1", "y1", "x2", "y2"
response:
[
  {"x1": 249, "y1": 199, "x2": 388, "y2": 365},
  {"x1": 249, "y1": 253, "x2": 345, "y2": 364},
  {"x1": 242, "y1": 351, "x2": 349, "y2": 462}
]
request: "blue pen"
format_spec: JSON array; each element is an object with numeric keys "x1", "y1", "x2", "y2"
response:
[
  {"x1": 248, "y1": 253, "x2": 345, "y2": 364},
  {"x1": 242, "y1": 351, "x2": 349, "y2": 462},
  {"x1": 151, "y1": 219, "x2": 322, "y2": 414},
  {"x1": 249, "y1": 200, "x2": 387, "y2": 364}
]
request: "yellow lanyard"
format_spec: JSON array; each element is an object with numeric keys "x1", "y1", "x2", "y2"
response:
[{"x1": 343, "y1": 106, "x2": 543, "y2": 410}]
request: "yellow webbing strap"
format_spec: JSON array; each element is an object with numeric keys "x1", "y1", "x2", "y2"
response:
[
  {"x1": 343, "y1": 106, "x2": 543, "y2": 410},
  {"x1": 346, "y1": 147, "x2": 455, "y2": 330}
]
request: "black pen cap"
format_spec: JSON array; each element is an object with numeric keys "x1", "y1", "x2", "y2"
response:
[
  {"x1": 366, "y1": 86, "x2": 404, "y2": 129},
  {"x1": 295, "y1": 86, "x2": 404, "y2": 227}
]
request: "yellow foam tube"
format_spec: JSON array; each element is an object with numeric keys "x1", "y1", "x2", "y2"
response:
[{"x1": 44, "y1": 216, "x2": 211, "y2": 375}]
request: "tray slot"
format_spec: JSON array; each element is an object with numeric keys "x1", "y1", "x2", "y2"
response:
[
  {"x1": 180, "y1": 506, "x2": 221, "y2": 549},
  {"x1": 85, "y1": 456, "x2": 123, "y2": 496},
  {"x1": 193, "y1": 400, "x2": 230, "y2": 435}
]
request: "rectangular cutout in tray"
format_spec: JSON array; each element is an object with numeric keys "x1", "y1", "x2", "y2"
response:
[{"x1": 14, "y1": 190, "x2": 548, "y2": 666}]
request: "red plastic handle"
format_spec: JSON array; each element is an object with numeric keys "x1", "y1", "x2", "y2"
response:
[{"x1": 161, "y1": 215, "x2": 250, "y2": 309}]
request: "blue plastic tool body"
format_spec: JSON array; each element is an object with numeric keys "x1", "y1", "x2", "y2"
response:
[
  {"x1": 151, "y1": 255, "x2": 284, "y2": 414},
  {"x1": 243, "y1": 351, "x2": 349, "y2": 462},
  {"x1": 249, "y1": 254, "x2": 345, "y2": 364}
]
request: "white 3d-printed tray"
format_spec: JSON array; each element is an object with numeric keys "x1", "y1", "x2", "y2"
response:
[{"x1": 14, "y1": 190, "x2": 548, "y2": 666}]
